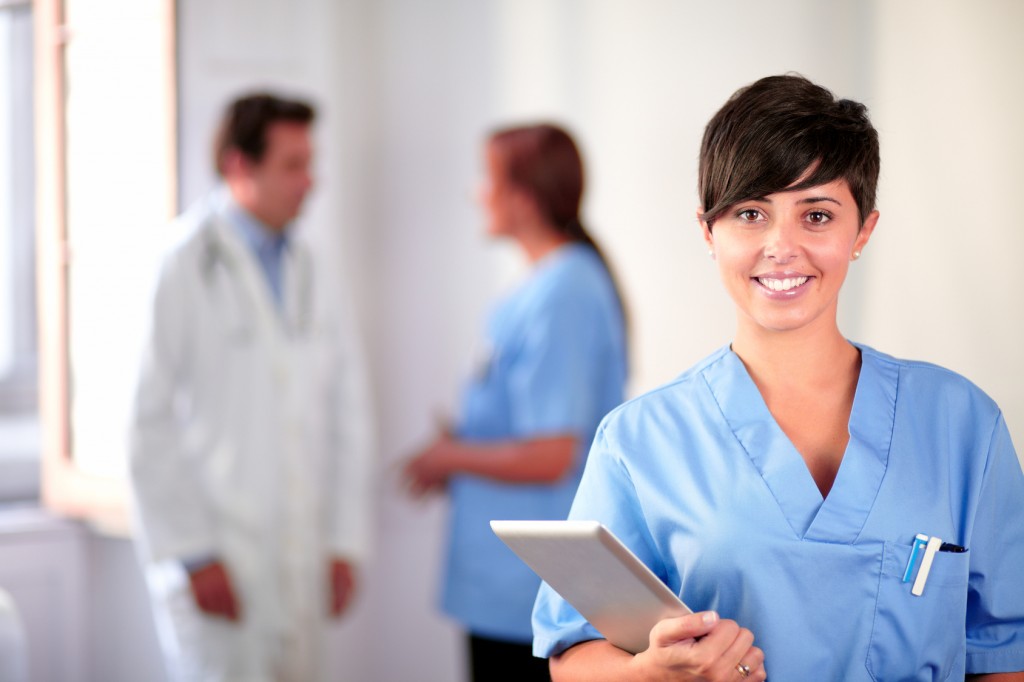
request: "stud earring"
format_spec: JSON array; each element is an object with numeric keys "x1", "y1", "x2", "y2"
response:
[
  {"x1": 852, "y1": 251, "x2": 861, "y2": 260},
  {"x1": 708, "y1": 249, "x2": 715, "y2": 259}
]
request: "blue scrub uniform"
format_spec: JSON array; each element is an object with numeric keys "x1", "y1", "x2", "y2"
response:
[
  {"x1": 533, "y1": 344, "x2": 1024, "y2": 680},
  {"x1": 443, "y1": 243, "x2": 627, "y2": 643}
]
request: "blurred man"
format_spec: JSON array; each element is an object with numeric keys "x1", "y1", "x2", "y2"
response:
[{"x1": 129, "y1": 92, "x2": 373, "y2": 682}]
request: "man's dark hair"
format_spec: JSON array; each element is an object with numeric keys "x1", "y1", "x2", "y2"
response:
[
  {"x1": 213, "y1": 92, "x2": 315, "y2": 175},
  {"x1": 698, "y1": 74, "x2": 879, "y2": 229}
]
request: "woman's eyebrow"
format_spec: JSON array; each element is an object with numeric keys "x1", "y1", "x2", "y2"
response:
[
  {"x1": 798, "y1": 196, "x2": 842, "y2": 206},
  {"x1": 746, "y1": 195, "x2": 842, "y2": 205}
]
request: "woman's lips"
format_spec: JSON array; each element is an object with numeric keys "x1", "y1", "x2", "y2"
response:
[{"x1": 753, "y1": 274, "x2": 811, "y2": 297}]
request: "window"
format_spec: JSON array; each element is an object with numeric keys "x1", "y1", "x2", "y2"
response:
[
  {"x1": 0, "y1": 0, "x2": 39, "y2": 501},
  {"x1": 35, "y1": 0, "x2": 177, "y2": 526}
]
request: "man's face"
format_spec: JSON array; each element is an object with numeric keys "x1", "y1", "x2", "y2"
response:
[{"x1": 236, "y1": 121, "x2": 314, "y2": 230}]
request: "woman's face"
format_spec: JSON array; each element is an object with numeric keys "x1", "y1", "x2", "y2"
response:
[
  {"x1": 701, "y1": 177, "x2": 878, "y2": 338},
  {"x1": 479, "y1": 145, "x2": 528, "y2": 238}
]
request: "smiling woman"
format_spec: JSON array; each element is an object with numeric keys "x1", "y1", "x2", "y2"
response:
[{"x1": 534, "y1": 74, "x2": 1024, "y2": 682}]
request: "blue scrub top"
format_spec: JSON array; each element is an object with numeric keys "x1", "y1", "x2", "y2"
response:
[
  {"x1": 533, "y1": 344, "x2": 1024, "y2": 679},
  {"x1": 443, "y1": 243, "x2": 627, "y2": 643}
]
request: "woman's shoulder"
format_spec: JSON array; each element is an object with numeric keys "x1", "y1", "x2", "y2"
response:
[
  {"x1": 599, "y1": 346, "x2": 732, "y2": 427},
  {"x1": 520, "y1": 244, "x2": 617, "y2": 310},
  {"x1": 540, "y1": 243, "x2": 611, "y2": 287},
  {"x1": 856, "y1": 342, "x2": 1001, "y2": 413}
]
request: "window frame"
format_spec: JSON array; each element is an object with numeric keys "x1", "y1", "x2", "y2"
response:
[{"x1": 35, "y1": 0, "x2": 177, "y2": 531}]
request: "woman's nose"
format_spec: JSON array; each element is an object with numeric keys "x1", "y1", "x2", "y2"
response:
[{"x1": 763, "y1": 219, "x2": 800, "y2": 263}]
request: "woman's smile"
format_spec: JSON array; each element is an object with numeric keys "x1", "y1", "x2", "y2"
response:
[{"x1": 753, "y1": 273, "x2": 812, "y2": 296}]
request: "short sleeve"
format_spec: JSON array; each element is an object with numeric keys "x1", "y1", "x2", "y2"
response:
[
  {"x1": 965, "y1": 412, "x2": 1024, "y2": 673},
  {"x1": 531, "y1": 420, "x2": 667, "y2": 658}
]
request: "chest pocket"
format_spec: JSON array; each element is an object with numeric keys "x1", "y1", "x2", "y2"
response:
[{"x1": 866, "y1": 541, "x2": 969, "y2": 681}]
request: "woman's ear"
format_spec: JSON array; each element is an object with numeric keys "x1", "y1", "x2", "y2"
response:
[
  {"x1": 698, "y1": 208, "x2": 714, "y2": 255},
  {"x1": 853, "y1": 209, "x2": 880, "y2": 259}
]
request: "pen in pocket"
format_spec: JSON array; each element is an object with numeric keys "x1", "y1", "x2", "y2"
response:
[
  {"x1": 911, "y1": 536, "x2": 943, "y2": 596},
  {"x1": 902, "y1": 534, "x2": 929, "y2": 583},
  {"x1": 902, "y1": 534, "x2": 968, "y2": 594}
]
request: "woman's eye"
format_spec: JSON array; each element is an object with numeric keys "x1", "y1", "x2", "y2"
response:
[
  {"x1": 737, "y1": 209, "x2": 761, "y2": 222},
  {"x1": 806, "y1": 210, "x2": 831, "y2": 225}
]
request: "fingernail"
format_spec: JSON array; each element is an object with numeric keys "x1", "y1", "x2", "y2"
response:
[{"x1": 702, "y1": 611, "x2": 718, "y2": 625}]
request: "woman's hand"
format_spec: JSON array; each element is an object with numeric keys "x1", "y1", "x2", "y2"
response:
[
  {"x1": 631, "y1": 611, "x2": 766, "y2": 682},
  {"x1": 402, "y1": 432, "x2": 460, "y2": 497},
  {"x1": 551, "y1": 611, "x2": 766, "y2": 682}
]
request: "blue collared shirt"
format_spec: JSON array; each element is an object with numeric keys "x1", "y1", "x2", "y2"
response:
[{"x1": 220, "y1": 193, "x2": 291, "y2": 308}]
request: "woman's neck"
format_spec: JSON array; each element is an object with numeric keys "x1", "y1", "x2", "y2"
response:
[
  {"x1": 731, "y1": 320, "x2": 859, "y2": 393},
  {"x1": 516, "y1": 221, "x2": 572, "y2": 263}
]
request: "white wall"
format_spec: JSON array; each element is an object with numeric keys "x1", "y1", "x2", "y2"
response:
[
  {"x1": 862, "y1": 0, "x2": 1024, "y2": 454},
  {"x1": 14, "y1": 1, "x2": 1020, "y2": 681}
]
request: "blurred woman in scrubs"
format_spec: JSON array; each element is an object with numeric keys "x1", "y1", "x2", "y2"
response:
[
  {"x1": 404, "y1": 123, "x2": 628, "y2": 681},
  {"x1": 533, "y1": 75, "x2": 1024, "y2": 681}
]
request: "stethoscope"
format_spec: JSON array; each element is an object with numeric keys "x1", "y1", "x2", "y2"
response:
[{"x1": 200, "y1": 222, "x2": 313, "y2": 342}]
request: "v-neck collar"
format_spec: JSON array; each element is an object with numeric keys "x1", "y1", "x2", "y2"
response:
[{"x1": 702, "y1": 343, "x2": 898, "y2": 542}]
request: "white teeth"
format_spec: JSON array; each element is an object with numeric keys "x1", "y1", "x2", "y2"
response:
[{"x1": 758, "y1": 276, "x2": 808, "y2": 291}]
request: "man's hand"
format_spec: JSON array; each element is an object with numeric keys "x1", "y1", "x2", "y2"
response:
[
  {"x1": 329, "y1": 557, "x2": 357, "y2": 618},
  {"x1": 187, "y1": 561, "x2": 240, "y2": 621}
]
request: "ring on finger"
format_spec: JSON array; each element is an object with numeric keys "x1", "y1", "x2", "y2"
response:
[{"x1": 735, "y1": 662, "x2": 752, "y2": 678}]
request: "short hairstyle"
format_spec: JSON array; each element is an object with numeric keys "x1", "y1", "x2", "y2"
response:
[
  {"x1": 213, "y1": 92, "x2": 315, "y2": 175},
  {"x1": 698, "y1": 74, "x2": 879, "y2": 229}
]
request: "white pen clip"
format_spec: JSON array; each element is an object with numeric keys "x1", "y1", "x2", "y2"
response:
[{"x1": 911, "y1": 536, "x2": 943, "y2": 596}]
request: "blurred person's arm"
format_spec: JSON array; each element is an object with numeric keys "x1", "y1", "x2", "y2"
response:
[
  {"x1": 403, "y1": 432, "x2": 576, "y2": 496},
  {"x1": 129, "y1": 248, "x2": 218, "y2": 567},
  {"x1": 319, "y1": 259, "x2": 374, "y2": 613}
]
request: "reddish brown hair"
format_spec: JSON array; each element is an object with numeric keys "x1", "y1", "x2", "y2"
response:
[{"x1": 487, "y1": 123, "x2": 627, "y2": 324}]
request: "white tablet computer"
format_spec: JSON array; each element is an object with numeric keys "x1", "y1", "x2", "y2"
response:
[{"x1": 491, "y1": 519, "x2": 691, "y2": 654}]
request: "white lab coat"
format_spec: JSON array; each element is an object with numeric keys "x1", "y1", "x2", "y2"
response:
[{"x1": 129, "y1": 194, "x2": 374, "y2": 682}]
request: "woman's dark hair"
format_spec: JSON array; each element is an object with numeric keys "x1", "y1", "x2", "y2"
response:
[
  {"x1": 698, "y1": 74, "x2": 879, "y2": 229},
  {"x1": 487, "y1": 123, "x2": 628, "y2": 326},
  {"x1": 213, "y1": 92, "x2": 316, "y2": 175}
]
